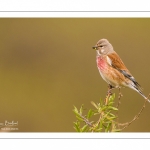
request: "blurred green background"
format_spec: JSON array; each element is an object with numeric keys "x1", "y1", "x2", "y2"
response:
[{"x1": 0, "y1": 18, "x2": 150, "y2": 132}]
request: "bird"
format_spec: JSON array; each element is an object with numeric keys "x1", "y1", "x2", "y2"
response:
[{"x1": 92, "y1": 38, "x2": 150, "y2": 102}]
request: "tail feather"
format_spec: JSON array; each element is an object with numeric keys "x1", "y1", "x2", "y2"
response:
[
  {"x1": 137, "y1": 89, "x2": 150, "y2": 103},
  {"x1": 130, "y1": 84, "x2": 150, "y2": 103}
]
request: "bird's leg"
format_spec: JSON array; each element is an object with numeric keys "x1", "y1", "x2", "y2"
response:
[
  {"x1": 105, "y1": 84, "x2": 114, "y2": 105},
  {"x1": 107, "y1": 84, "x2": 114, "y2": 96}
]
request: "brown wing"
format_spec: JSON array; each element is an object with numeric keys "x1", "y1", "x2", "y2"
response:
[
  {"x1": 107, "y1": 52, "x2": 142, "y2": 90},
  {"x1": 107, "y1": 52, "x2": 130, "y2": 74}
]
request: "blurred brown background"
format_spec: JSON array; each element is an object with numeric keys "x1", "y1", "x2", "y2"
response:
[{"x1": 0, "y1": 18, "x2": 150, "y2": 132}]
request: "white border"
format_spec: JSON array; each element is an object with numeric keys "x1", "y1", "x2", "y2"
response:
[
  {"x1": 0, "y1": 0, "x2": 150, "y2": 11},
  {"x1": 0, "y1": 12, "x2": 150, "y2": 18},
  {"x1": 0, "y1": 133, "x2": 150, "y2": 138}
]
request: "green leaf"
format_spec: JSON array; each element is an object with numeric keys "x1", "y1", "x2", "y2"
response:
[
  {"x1": 80, "y1": 104, "x2": 84, "y2": 115},
  {"x1": 109, "y1": 113, "x2": 116, "y2": 117},
  {"x1": 103, "y1": 110, "x2": 111, "y2": 118},
  {"x1": 90, "y1": 121, "x2": 95, "y2": 124},
  {"x1": 73, "y1": 109, "x2": 80, "y2": 117},
  {"x1": 94, "y1": 112, "x2": 100, "y2": 116},
  {"x1": 81, "y1": 124, "x2": 88, "y2": 132},
  {"x1": 105, "y1": 122, "x2": 112, "y2": 132},
  {"x1": 91, "y1": 101, "x2": 98, "y2": 109},
  {"x1": 105, "y1": 121, "x2": 112, "y2": 124},
  {"x1": 102, "y1": 124, "x2": 107, "y2": 129},
  {"x1": 73, "y1": 127, "x2": 80, "y2": 132},
  {"x1": 100, "y1": 98, "x2": 103, "y2": 106},
  {"x1": 100, "y1": 106, "x2": 108, "y2": 111},
  {"x1": 73, "y1": 125, "x2": 80, "y2": 132},
  {"x1": 112, "y1": 93, "x2": 115, "y2": 99},
  {"x1": 106, "y1": 116, "x2": 117, "y2": 121},
  {"x1": 107, "y1": 106, "x2": 118, "y2": 111},
  {"x1": 108, "y1": 94, "x2": 115, "y2": 102},
  {"x1": 73, "y1": 106, "x2": 78, "y2": 113},
  {"x1": 73, "y1": 121, "x2": 81, "y2": 132},
  {"x1": 73, "y1": 107, "x2": 83, "y2": 118},
  {"x1": 110, "y1": 116, "x2": 117, "y2": 119},
  {"x1": 99, "y1": 121, "x2": 103, "y2": 128},
  {"x1": 73, "y1": 121, "x2": 80, "y2": 127},
  {"x1": 76, "y1": 115, "x2": 84, "y2": 122},
  {"x1": 92, "y1": 123, "x2": 99, "y2": 132},
  {"x1": 87, "y1": 109, "x2": 94, "y2": 119},
  {"x1": 108, "y1": 102, "x2": 114, "y2": 106},
  {"x1": 95, "y1": 128, "x2": 103, "y2": 132},
  {"x1": 112, "y1": 129, "x2": 121, "y2": 132}
]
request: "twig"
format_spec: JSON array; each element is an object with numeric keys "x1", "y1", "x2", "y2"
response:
[
  {"x1": 118, "y1": 94, "x2": 150, "y2": 130},
  {"x1": 115, "y1": 88, "x2": 123, "y2": 128},
  {"x1": 96, "y1": 110, "x2": 105, "y2": 126},
  {"x1": 116, "y1": 88, "x2": 123, "y2": 108},
  {"x1": 79, "y1": 113, "x2": 93, "y2": 127}
]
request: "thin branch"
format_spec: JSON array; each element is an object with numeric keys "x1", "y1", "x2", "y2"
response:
[
  {"x1": 115, "y1": 88, "x2": 123, "y2": 128},
  {"x1": 96, "y1": 110, "x2": 105, "y2": 126},
  {"x1": 79, "y1": 113, "x2": 93, "y2": 127},
  {"x1": 118, "y1": 94, "x2": 150, "y2": 130},
  {"x1": 105, "y1": 85, "x2": 113, "y2": 105},
  {"x1": 116, "y1": 88, "x2": 123, "y2": 108}
]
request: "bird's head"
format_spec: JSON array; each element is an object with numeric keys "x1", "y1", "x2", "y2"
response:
[{"x1": 92, "y1": 39, "x2": 114, "y2": 56}]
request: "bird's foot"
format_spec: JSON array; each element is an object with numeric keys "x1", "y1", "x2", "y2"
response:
[
  {"x1": 107, "y1": 84, "x2": 114, "y2": 96},
  {"x1": 105, "y1": 85, "x2": 114, "y2": 105}
]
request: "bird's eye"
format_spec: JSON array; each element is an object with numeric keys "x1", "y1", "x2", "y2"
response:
[{"x1": 99, "y1": 45, "x2": 104, "y2": 48}]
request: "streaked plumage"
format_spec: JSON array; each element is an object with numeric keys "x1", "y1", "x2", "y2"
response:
[{"x1": 93, "y1": 39, "x2": 149, "y2": 102}]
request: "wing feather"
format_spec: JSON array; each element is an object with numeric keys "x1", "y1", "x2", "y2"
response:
[
  {"x1": 107, "y1": 52, "x2": 129, "y2": 72},
  {"x1": 107, "y1": 52, "x2": 142, "y2": 90}
]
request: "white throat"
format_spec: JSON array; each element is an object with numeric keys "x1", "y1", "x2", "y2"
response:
[{"x1": 96, "y1": 50, "x2": 101, "y2": 56}]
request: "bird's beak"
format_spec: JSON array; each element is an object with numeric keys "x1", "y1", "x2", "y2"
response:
[{"x1": 92, "y1": 46, "x2": 97, "y2": 50}]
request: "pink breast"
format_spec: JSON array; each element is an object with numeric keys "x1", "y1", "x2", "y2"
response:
[{"x1": 96, "y1": 56, "x2": 106, "y2": 71}]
